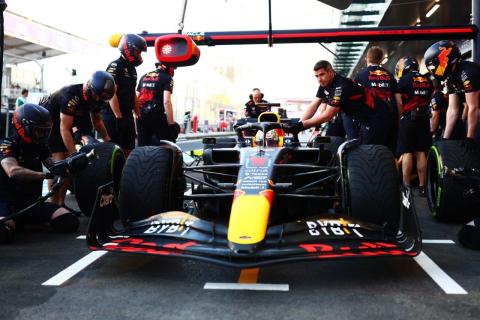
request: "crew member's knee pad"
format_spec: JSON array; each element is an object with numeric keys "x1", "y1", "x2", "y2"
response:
[
  {"x1": 50, "y1": 213, "x2": 79, "y2": 233},
  {"x1": 0, "y1": 223, "x2": 15, "y2": 244}
]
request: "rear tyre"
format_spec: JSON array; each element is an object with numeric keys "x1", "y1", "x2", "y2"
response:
[
  {"x1": 118, "y1": 146, "x2": 185, "y2": 225},
  {"x1": 345, "y1": 144, "x2": 400, "y2": 234},
  {"x1": 74, "y1": 142, "x2": 125, "y2": 217},
  {"x1": 426, "y1": 140, "x2": 480, "y2": 222}
]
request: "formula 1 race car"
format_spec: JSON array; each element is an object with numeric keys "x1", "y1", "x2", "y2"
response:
[{"x1": 86, "y1": 111, "x2": 421, "y2": 267}]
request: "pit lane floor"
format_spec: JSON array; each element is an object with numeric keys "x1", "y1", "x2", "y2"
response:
[
  {"x1": 1, "y1": 140, "x2": 479, "y2": 320},
  {"x1": 1, "y1": 193, "x2": 479, "y2": 320}
]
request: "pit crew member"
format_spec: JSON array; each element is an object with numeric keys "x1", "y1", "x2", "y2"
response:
[
  {"x1": 44, "y1": 71, "x2": 114, "y2": 210},
  {"x1": 394, "y1": 57, "x2": 433, "y2": 196},
  {"x1": 354, "y1": 46, "x2": 398, "y2": 152},
  {"x1": 103, "y1": 33, "x2": 147, "y2": 155},
  {"x1": 0, "y1": 104, "x2": 79, "y2": 244},
  {"x1": 136, "y1": 62, "x2": 180, "y2": 145}
]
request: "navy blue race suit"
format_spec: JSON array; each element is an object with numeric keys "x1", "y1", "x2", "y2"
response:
[
  {"x1": 102, "y1": 57, "x2": 137, "y2": 150},
  {"x1": 355, "y1": 65, "x2": 398, "y2": 152},
  {"x1": 396, "y1": 71, "x2": 433, "y2": 156},
  {"x1": 136, "y1": 68, "x2": 175, "y2": 145},
  {"x1": 316, "y1": 73, "x2": 381, "y2": 143},
  {"x1": 0, "y1": 136, "x2": 61, "y2": 223},
  {"x1": 43, "y1": 84, "x2": 102, "y2": 153}
]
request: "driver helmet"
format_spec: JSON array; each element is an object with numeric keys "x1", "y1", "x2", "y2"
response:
[
  {"x1": 84, "y1": 71, "x2": 115, "y2": 105},
  {"x1": 119, "y1": 34, "x2": 147, "y2": 66},
  {"x1": 395, "y1": 56, "x2": 419, "y2": 80},
  {"x1": 12, "y1": 103, "x2": 52, "y2": 144},
  {"x1": 255, "y1": 129, "x2": 280, "y2": 147},
  {"x1": 424, "y1": 40, "x2": 461, "y2": 81}
]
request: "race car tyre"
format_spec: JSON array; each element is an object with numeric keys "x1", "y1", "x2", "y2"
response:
[
  {"x1": 119, "y1": 146, "x2": 185, "y2": 225},
  {"x1": 426, "y1": 140, "x2": 480, "y2": 222},
  {"x1": 345, "y1": 144, "x2": 400, "y2": 234},
  {"x1": 74, "y1": 142, "x2": 125, "y2": 217}
]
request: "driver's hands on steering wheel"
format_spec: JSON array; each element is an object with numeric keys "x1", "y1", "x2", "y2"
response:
[{"x1": 284, "y1": 121, "x2": 304, "y2": 135}]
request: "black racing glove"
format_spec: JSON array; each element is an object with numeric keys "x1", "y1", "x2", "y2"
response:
[
  {"x1": 284, "y1": 121, "x2": 304, "y2": 135},
  {"x1": 169, "y1": 122, "x2": 181, "y2": 141}
]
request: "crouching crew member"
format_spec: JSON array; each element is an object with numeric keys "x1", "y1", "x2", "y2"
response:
[
  {"x1": 286, "y1": 60, "x2": 380, "y2": 143},
  {"x1": 103, "y1": 34, "x2": 147, "y2": 155},
  {"x1": 394, "y1": 57, "x2": 433, "y2": 196},
  {"x1": 43, "y1": 71, "x2": 114, "y2": 211},
  {"x1": 136, "y1": 62, "x2": 179, "y2": 145},
  {"x1": 0, "y1": 104, "x2": 79, "y2": 243},
  {"x1": 354, "y1": 46, "x2": 398, "y2": 153}
]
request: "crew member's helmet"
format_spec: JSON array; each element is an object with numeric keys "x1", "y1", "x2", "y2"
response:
[
  {"x1": 424, "y1": 40, "x2": 461, "y2": 81},
  {"x1": 119, "y1": 34, "x2": 147, "y2": 66},
  {"x1": 255, "y1": 129, "x2": 280, "y2": 147},
  {"x1": 395, "y1": 56, "x2": 419, "y2": 79},
  {"x1": 85, "y1": 71, "x2": 115, "y2": 104},
  {"x1": 12, "y1": 104, "x2": 52, "y2": 144}
]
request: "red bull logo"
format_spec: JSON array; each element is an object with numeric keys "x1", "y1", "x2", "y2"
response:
[{"x1": 369, "y1": 70, "x2": 388, "y2": 76}]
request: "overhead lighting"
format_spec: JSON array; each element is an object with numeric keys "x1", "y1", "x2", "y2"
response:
[{"x1": 426, "y1": 1, "x2": 440, "y2": 18}]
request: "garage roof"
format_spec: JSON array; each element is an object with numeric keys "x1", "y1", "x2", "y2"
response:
[{"x1": 3, "y1": 10, "x2": 104, "y2": 65}]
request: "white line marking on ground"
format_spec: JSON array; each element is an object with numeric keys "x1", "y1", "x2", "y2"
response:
[
  {"x1": 76, "y1": 235, "x2": 86, "y2": 239},
  {"x1": 422, "y1": 239, "x2": 455, "y2": 244},
  {"x1": 413, "y1": 251, "x2": 467, "y2": 295},
  {"x1": 204, "y1": 282, "x2": 289, "y2": 291},
  {"x1": 42, "y1": 251, "x2": 108, "y2": 286}
]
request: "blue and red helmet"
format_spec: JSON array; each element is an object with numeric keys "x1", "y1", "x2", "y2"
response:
[
  {"x1": 13, "y1": 103, "x2": 52, "y2": 144},
  {"x1": 119, "y1": 34, "x2": 147, "y2": 67},
  {"x1": 424, "y1": 40, "x2": 461, "y2": 81},
  {"x1": 395, "y1": 56, "x2": 419, "y2": 80}
]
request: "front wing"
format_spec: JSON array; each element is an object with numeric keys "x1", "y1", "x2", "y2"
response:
[{"x1": 87, "y1": 184, "x2": 421, "y2": 268}]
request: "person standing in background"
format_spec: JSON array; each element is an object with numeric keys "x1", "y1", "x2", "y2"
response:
[{"x1": 15, "y1": 89, "x2": 28, "y2": 108}]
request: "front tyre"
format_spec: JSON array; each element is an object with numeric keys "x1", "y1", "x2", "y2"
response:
[
  {"x1": 118, "y1": 145, "x2": 185, "y2": 226},
  {"x1": 345, "y1": 145, "x2": 400, "y2": 234}
]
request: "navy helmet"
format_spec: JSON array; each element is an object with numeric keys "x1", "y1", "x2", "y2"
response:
[
  {"x1": 119, "y1": 34, "x2": 147, "y2": 66},
  {"x1": 424, "y1": 40, "x2": 461, "y2": 81},
  {"x1": 13, "y1": 103, "x2": 52, "y2": 144},
  {"x1": 395, "y1": 56, "x2": 419, "y2": 80},
  {"x1": 85, "y1": 71, "x2": 115, "y2": 104}
]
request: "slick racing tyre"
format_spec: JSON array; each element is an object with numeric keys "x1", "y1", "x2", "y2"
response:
[
  {"x1": 118, "y1": 145, "x2": 185, "y2": 226},
  {"x1": 426, "y1": 140, "x2": 480, "y2": 222},
  {"x1": 345, "y1": 144, "x2": 400, "y2": 234},
  {"x1": 74, "y1": 142, "x2": 125, "y2": 217}
]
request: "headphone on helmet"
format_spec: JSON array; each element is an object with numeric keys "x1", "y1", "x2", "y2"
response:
[{"x1": 249, "y1": 88, "x2": 264, "y2": 100}]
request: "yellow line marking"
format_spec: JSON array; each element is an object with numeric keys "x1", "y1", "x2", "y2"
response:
[
  {"x1": 343, "y1": 227, "x2": 350, "y2": 234},
  {"x1": 239, "y1": 268, "x2": 259, "y2": 284}
]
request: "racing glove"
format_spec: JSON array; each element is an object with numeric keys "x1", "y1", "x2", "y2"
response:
[
  {"x1": 284, "y1": 121, "x2": 304, "y2": 135},
  {"x1": 169, "y1": 122, "x2": 181, "y2": 141}
]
